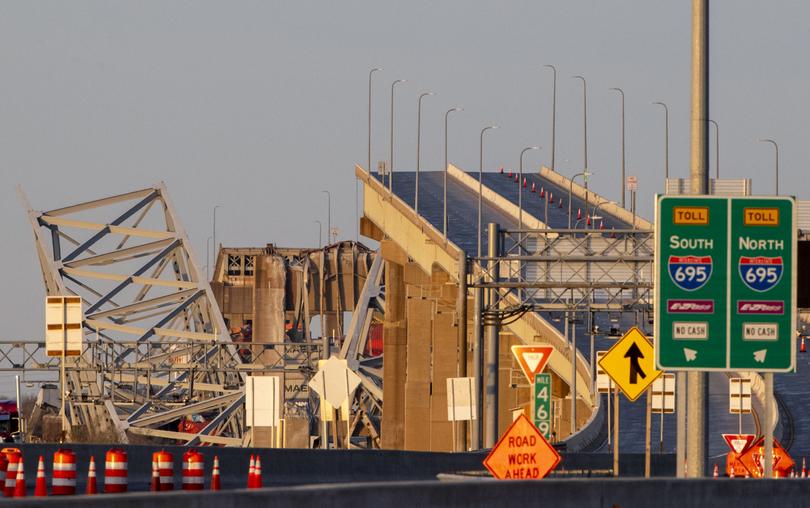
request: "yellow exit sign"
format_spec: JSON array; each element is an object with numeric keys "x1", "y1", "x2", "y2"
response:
[
  {"x1": 673, "y1": 206, "x2": 709, "y2": 225},
  {"x1": 743, "y1": 207, "x2": 779, "y2": 226}
]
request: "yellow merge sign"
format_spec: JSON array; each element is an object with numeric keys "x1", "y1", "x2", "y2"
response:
[{"x1": 598, "y1": 327, "x2": 661, "y2": 402}]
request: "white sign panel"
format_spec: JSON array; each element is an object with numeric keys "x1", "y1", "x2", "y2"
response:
[
  {"x1": 446, "y1": 377, "x2": 476, "y2": 422},
  {"x1": 651, "y1": 373, "x2": 676, "y2": 413},
  {"x1": 45, "y1": 296, "x2": 83, "y2": 356},
  {"x1": 308, "y1": 356, "x2": 362, "y2": 408},
  {"x1": 596, "y1": 351, "x2": 613, "y2": 394},
  {"x1": 729, "y1": 378, "x2": 752, "y2": 414},
  {"x1": 246, "y1": 375, "x2": 281, "y2": 427}
]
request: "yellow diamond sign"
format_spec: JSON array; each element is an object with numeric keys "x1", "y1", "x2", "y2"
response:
[{"x1": 598, "y1": 327, "x2": 661, "y2": 401}]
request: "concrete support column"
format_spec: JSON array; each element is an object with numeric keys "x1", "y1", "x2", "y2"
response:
[{"x1": 381, "y1": 255, "x2": 407, "y2": 449}]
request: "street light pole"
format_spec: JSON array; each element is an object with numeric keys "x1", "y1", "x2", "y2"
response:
[
  {"x1": 444, "y1": 107, "x2": 463, "y2": 239},
  {"x1": 518, "y1": 146, "x2": 540, "y2": 233},
  {"x1": 543, "y1": 65, "x2": 557, "y2": 171},
  {"x1": 708, "y1": 119, "x2": 719, "y2": 179},
  {"x1": 572, "y1": 75, "x2": 589, "y2": 219},
  {"x1": 652, "y1": 102, "x2": 670, "y2": 184},
  {"x1": 609, "y1": 87, "x2": 626, "y2": 208},
  {"x1": 322, "y1": 190, "x2": 332, "y2": 244},
  {"x1": 365, "y1": 67, "x2": 382, "y2": 242},
  {"x1": 389, "y1": 79, "x2": 407, "y2": 193},
  {"x1": 368, "y1": 68, "x2": 382, "y2": 173},
  {"x1": 759, "y1": 138, "x2": 779, "y2": 194},
  {"x1": 568, "y1": 171, "x2": 592, "y2": 229},
  {"x1": 206, "y1": 236, "x2": 213, "y2": 281},
  {"x1": 415, "y1": 91, "x2": 435, "y2": 214},
  {"x1": 478, "y1": 126, "x2": 499, "y2": 257},
  {"x1": 212, "y1": 205, "x2": 221, "y2": 268}
]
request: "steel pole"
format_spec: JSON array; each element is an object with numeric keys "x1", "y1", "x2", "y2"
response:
[
  {"x1": 444, "y1": 107, "x2": 462, "y2": 239},
  {"x1": 544, "y1": 65, "x2": 557, "y2": 171},
  {"x1": 573, "y1": 76, "x2": 588, "y2": 219},
  {"x1": 570, "y1": 309, "x2": 577, "y2": 436},
  {"x1": 759, "y1": 139, "x2": 779, "y2": 195},
  {"x1": 610, "y1": 88, "x2": 626, "y2": 208},
  {"x1": 653, "y1": 102, "x2": 670, "y2": 183},
  {"x1": 764, "y1": 372, "x2": 774, "y2": 477},
  {"x1": 478, "y1": 126, "x2": 498, "y2": 258},
  {"x1": 415, "y1": 91, "x2": 434, "y2": 214},
  {"x1": 212, "y1": 205, "x2": 221, "y2": 265},
  {"x1": 364, "y1": 68, "x2": 382, "y2": 241},
  {"x1": 456, "y1": 252, "x2": 468, "y2": 451},
  {"x1": 687, "y1": 0, "x2": 709, "y2": 478},
  {"x1": 389, "y1": 79, "x2": 406, "y2": 192},
  {"x1": 322, "y1": 191, "x2": 331, "y2": 245},
  {"x1": 484, "y1": 223, "x2": 500, "y2": 448},
  {"x1": 472, "y1": 284, "x2": 483, "y2": 449},
  {"x1": 708, "y1": 119, "x2": 719, "y2": 179}
]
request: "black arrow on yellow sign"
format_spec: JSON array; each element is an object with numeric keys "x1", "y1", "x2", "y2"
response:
[{"x1": 624, "y1": 342, "x2": 646, "y2": 384}]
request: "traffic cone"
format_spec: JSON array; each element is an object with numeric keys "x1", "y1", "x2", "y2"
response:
[
  {"x1": 14, "y1": 460, "x2": 25, "y2": 498},
  {"x1": 801, "y1": 458, "x2": 806, "y2": 478},
  {"x1": 254, "y1": 456, "x2": 262, "y2": 488},
  {"x1": 713, "y1": 464, "x2": 719, "y2": 478},
  {"x1": 539, "y1": 187, "x2": 545, "y2": 198},
  {"x1": 499, "y1": 166, "x2": 504, "y2": 175},
  {"x1": 34, "y1": 456, "x2": 46, "y2": 497},
  {"x1": 522, "y1": 177, "x2": 527, "y2": 188},
  {"x1": 247, "y1": 455, "x2": 255, "y2": 488},
  {"x1": 730, "y1": 467, "x2": 735, "y2": 479},
  {"x1": 531, "y1": 182, "x2": 536, "y2": 193},
  {"x1": 586, "y1": 215, "x2": 592, "y2": 226},
  {"x1": 577, "y1": 208, "x2": 582, "y2": 220},
  {"x1": 558, "y1": 198, "x2": 563, "y2": 208},
  {"x1": 150, "y1": 460, "x2": 159, "y2": 492},
  {"x1": 508, "y1": 169, "x2": 513, "y2": 178},
  {"x1": 210, "y1": 456, "x2": 220, "y2": 491},
  {"x1": 745, "y1": 470, "x2": 750, "y2": 478},
  {"x1": 513, "y1": 173, "x2": 518, "y2": 183},
  {"x1": 801, "y1": 336, "x2": 806, "y2": 353},
  {"x1": 599, "y1": 220, "x2": 605, "y2": 230},
  {"x1": 86, "y1": 456, "x2": 97, "y2": 495}
]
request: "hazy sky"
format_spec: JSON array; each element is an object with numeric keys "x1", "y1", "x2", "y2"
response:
[{"x1": 1, "y1": 1, "x2": 808, "y2": 338}]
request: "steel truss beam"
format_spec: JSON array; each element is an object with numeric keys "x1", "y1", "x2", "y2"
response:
[{"x1": 19, "y1": 183, "x2": 250, "y2": 444}]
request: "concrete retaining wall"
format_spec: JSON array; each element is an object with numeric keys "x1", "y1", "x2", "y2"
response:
[{"x1": 9, "y1": 477, "x2": 809, "y2": 508}]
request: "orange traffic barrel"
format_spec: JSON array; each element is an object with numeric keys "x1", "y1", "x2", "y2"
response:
[
  {"x1": 0, "y1": 452, "x2": 7, "y2": 494},
  {"x1": 181, "y1": 449, "x2": 204, "y2": 490},
  {"x1": 152, "y1": 449, "x2": 174, "y2": 491},
  {"x1": 2, "y1": 448, "x2": 21, "y2": 497},
  {"x1": 52, "y1": 448, "x2": 77, "y2": 495},
  {"x1": 104, "y1": 448, "x2": 128, "y2": 493}
]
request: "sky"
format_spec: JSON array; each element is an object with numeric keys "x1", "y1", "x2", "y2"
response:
[{"x1": 1, "y1": 1, "x2": 809, "y2": 338}]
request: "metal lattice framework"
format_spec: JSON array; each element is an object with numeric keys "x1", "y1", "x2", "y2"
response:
[
  {"x1": 20, "y1": 183, "x2": 251, "y2": 445},
  {"x1": 472, "y1": 228, "x2": 654, "y2": 313}
]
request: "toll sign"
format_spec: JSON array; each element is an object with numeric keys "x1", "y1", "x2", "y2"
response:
[{"x1": 483, "y1": 414, "x2": 560, "y2": 480}]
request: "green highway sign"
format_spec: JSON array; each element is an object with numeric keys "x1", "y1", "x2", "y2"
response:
[
  {"x1": 533, "y1": 373, "x2": 552, "y2": 440},
  {"x1": 655, "y1": 195, "x2": 796, "y2": 372}
]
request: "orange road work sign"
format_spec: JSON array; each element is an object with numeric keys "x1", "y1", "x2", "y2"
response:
[{"x1": 483, "y1": 414, "x2": 560, "y2": 480}]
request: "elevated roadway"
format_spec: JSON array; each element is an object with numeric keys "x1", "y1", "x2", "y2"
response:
[{"x1": 362, "y1": 165, "x2": 769, "y2": 457}]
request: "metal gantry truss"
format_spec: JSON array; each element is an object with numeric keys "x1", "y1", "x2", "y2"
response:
[
  {"x1": 19, "y1": 183, "x2": 252, "y2": 445},
  {"x1": 471, "y1": 227, "x2": 654, "y2": 314}
]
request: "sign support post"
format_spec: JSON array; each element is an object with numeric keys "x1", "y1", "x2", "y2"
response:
[
  {"x1": 764, "y1": 372, "x2": 774, "y2": 478},
  {"x1": 613, "y1": 386, "x2": 619, "y2": 476},
  {"x1": 645, "y1": 389, "x2": 652, "y2": 477}
]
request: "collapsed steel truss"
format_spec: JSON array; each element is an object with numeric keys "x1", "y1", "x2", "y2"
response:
[{"x1": 19, "y1": 183, "x2": 250, "y2": 445}]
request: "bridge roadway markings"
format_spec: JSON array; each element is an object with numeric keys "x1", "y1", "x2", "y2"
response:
[{"x1": 379, "y1": 170, "x2": 768, "y2": 456}]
